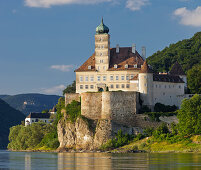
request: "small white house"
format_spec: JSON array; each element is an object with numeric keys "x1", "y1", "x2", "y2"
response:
[{"x1": 25, "y1": 113, "x2": 52, "y2": 126}]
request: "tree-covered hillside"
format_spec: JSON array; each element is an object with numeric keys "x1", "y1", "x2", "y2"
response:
[
  {"x1": 0, "y1": 94, "x2": 61, "y2": 115},
  {"x1": 147, "y1": 32, "x2": 201, "y2": 73},
  {"x1": 0, "y1": 99, "x2": 25, "y2": 148}
]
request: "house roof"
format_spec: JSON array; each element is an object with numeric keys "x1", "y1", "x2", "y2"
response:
[
  {"x1": 139, "y1": 60, "x2": 153, "y2": 73},
  {"x1": 26, "y1": 113, "x2": 51, "y2": 119},
  {"x1": 153, "y1": 74, "x2": 184, "y2": 83},
  {"x1": 75, "y1": 47, "x2": 144, "y2": 72},
  {"x1": 169, "y1": 61, "x2": 185, "y2": 76}
]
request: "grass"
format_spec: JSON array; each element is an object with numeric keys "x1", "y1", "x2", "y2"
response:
[{"x1": 112, "y1": 135, "x2": 201, "y2": 153}]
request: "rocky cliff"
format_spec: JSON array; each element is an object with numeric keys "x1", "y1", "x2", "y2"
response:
[{"x1": 57, "y1": 115, "x2": 112, "y2": 150}]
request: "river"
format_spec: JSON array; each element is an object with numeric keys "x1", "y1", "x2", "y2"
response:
[{"x1": 1, "y1": 150, "x2": 201, "y2": 169}]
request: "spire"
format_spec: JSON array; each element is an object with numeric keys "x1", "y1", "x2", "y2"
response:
[
  {"x1": 169, "y1": 61, "x2": 185, "y2": 75},
  {"x1": 140, "y1": 60, "x2": 153, "y2": 73},
  {"x1": 96, "y1": 17, "x2": 109, "y2": 34}
]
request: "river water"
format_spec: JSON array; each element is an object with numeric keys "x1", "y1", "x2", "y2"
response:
[{"x1": 1, "y1": 150, "x2": 201, "y2": 169}]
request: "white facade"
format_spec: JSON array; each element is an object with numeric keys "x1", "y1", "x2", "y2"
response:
[{"x1": 25, "y1": 117, "x2": 51, "y2": 126}]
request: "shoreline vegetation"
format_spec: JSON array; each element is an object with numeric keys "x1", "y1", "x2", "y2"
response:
[{"x1": 8, "y1": 94, "x2": 201, "y2": 154}]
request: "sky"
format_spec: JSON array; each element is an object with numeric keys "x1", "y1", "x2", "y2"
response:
[{"x1": 0, "y1": 0, "x2": 201, "y2": 96}]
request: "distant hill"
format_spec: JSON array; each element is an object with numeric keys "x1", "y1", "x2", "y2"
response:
[
  {"x1": 0, "y1": 99, "x2": 25, "y2": 148},
  {"x1": 147, "y1": 32, "x2": 201, "y2": 73},
  {"x1": 0, "y1": 95, "x2": 9, "y2": 99},
  {"x1": 0, "y1": 94, "x2": 61, "y2": 115}
]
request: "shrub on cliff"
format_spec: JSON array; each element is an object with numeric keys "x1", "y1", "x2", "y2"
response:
[{"x1": 66, "y1": 100, "x2": 81, "y2": 122}]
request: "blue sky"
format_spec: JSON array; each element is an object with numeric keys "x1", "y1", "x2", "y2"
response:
[{"x1": 0, "y1": 0, "x2": 201, "y2": 95}]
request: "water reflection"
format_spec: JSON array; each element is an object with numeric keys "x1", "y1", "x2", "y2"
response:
[
  {"x1": 0, "y1": 150, "x2": 201, "y2": 169},
  {"x1": 57, "y1": 153, "x2": 149, "y2": 170}
]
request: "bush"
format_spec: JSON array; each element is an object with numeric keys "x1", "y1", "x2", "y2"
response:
[
  {"x1": 139, "y1": 105, "x2": 151, "y2": 114},
  {"x1": 154, "y1": 103, "x2": 177, "y2": 112},
  {"x1": 66, "y1": 100, "x2": 81, "y2": 122},
  {"x1": 100, "y1": 130, "x2": 134, "y2": 150}
]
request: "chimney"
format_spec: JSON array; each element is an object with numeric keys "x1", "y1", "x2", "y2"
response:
[
  {"x1": 142, "y1": 46, "x2": 146, "y2": 60},
  {"x1": 132, "y1": 44, "x2": 136, "y2": 53},
  {"x1": 116, "y1": 44, "x2": 119, "y2": 53}
]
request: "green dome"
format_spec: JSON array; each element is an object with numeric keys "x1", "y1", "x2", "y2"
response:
[{"x1": 96, "y1": 18, "x2": 109, "y2": 34}]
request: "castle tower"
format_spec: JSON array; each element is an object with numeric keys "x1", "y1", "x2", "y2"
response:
[
  {"x1": 169, "y1": 61, "x2": 187, "y2": 90},
  {"x1": 139, "y1": 61, "x2": 154, "y2": 109},
  {"x1": 95, "y1": 18, "x2": 110, "y2": 72}
]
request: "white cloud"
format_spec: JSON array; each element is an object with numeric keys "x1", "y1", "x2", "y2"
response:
[
  {"x1": 50, "y1": 65, "x2": 74, "y2": 72},
  {"x1": 126, "y1": 0, "x2": 149, "y2": 11},
  {"x1": 174, "y1": 6, "x2": 201, "y2": 27},
  {"x1": 41, "y1": 84, "x2": 65, "y2": 95},
  {"x1": 24, "y1": 0, "x2": 112, "y2": 8}
]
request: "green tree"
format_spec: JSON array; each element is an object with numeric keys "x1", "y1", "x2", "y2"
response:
[
  {"x1": 177, "y1": 94, "x2": 201, "y2": 136},
  {"x1": 63, "y1": 81, "x2": 76, "y2": 95},
  {"x1": 187, "y1": 65, "x2": 201, "y2": 94},
  {"x1": 66, "y1": 100, "x2": 81, "y2": 122}
]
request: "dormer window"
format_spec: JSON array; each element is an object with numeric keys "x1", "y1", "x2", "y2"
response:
[
  {"x1": 125, "y1": 64, "x2": 128, "y2": 69},
  {"x1": 114, "y1": 64, "x2": 118, "y2": 69},
  {"x1": 134, "y1": 64, "x2": 137, "y2": 68},
  {"x1": 88, "y1": 65, "x2": 92, "y2": 70}
]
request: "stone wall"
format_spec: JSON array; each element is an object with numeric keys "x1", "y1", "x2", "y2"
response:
[
  {"x1": 65, "y1": 93, "x2": 81, "y2": 106},
  {"x1": 81, "y1": 91, "x2": 140, "y2": 126},
  {"x1": 81, "y1": 93, "x2": 102, "y2": 120}
]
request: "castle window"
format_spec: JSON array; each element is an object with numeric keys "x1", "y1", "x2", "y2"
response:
[
  {"x1": 90, "y1": 76, "x2": 94, "y2": 82},
  {"x1": 134, "y1": 64, "x2": 137, "y2": 68},
  {"x1": 159, "y1": 85, "x2": 161, "y2": 88},
  {"x1": 144, "y1": 76, "x2": 147, "y2": 79},
  {"x1": 156, "y1": 85, "x2": 157, "y2": 88},
  {"x1": 85, "y1": 76, "x2": 88, "y2": 82},
  {"x1": 130, "y1": 75, "x2": 134, "y2": 79},
  {"x1": 100, "y1": 37, "x2": 103, "y2": 41},
  {"x1": 90, "y1": 85, "x2": 94, "y2": 89},
  {"x1": 165, "y1": 85, "x2": 166, "y2": 88},
  {"x1": 97, "y1": 66, "x2": 100, "y2": 70},
  {"x1": 169, "y1": 85, "x2": 171, "y2": 88},
  {"x1": 126, "y1": 75, "x2": 129, "y2": 80},
  {"x1": 80, "y1": 85, "x2": 83, "y2": 89},
  {"x1": 121, "y1": 84, "x2": 125, "y2": 88},
  {"x1": 110, "y1": 75, "x2": 114, "y2": 81},
  {"x1": 32, "y1": 120, "x2": 34, "y2": 122},
  {"x1": 116, "y1": 84, "x2": 119, "y2": 88},
  {"x1": 80, "y1": 76, "x2": 83, "y2": 82},
  {"x1": 103, "y1": 76, "x2": 107, "y2": 81},
  {"x1": 114, "y1": 64, "x2": 118, "y2": 68},
  {"x1": 116, "y1": 75, "x2": 119, "y2": 80},
  {"x1": 126, "y1": 84, "x2": 130, "y2": 88},
  {"x1": 144, "y1": 83, "x2": 147, "y2": 87},
  {"x1": 110, "y1": 84, "x2": 114, "y2": 88},
  {"x1": 121, "y1": 75, "x2": 125, "y2": 80},
  {"x1": 97, "y1": 76, "x2": 101, "y2": 81},
  {"x1": 179, "y1": 85, "x2": 181, "y2": 89},
  {"x1": 125, "y1": 64, "x2": 128, "y2": 68},
  {"x1": 163, "y1": 92, "x2": 165, "y2": 95},
  {"x1": 85, "y1": 85, "x2": 88, "y2": 89},
  {"x1": 88, "y1": 65, "x2": 92, "y2": 70},
  {"x1": 103, "y1": 66, "x2": 106, "y2": 70}
]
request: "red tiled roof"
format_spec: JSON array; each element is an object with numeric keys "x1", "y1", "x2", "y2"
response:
[
  {"x1": 75, "y1": 47, "x2": 144, "y2": 72},
  {"x1": 153, "y1": 74, "x2": 184, "y2": 83},
  {"x1": 169, "y1": 61, "x2": 185, "y2": 76},
  {"x1": 139, "y1": 61, "x2": 153, "y2": 73}
]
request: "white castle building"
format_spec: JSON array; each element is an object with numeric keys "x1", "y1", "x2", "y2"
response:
[{"x1": 74, "y1": 19, "x2": 190, "y2": 109}]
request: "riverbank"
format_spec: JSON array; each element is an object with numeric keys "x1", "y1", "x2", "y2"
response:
[
  {"x1": 111, "y1": 136, "x2": 201, "y2": 153},
  {"x1": 9, "y1": 136, "x2": 201, "y2": 153}
]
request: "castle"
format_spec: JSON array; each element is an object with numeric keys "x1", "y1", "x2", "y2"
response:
[{"x1": 68, "y1": 18, "x2": 189, "y2": 110}]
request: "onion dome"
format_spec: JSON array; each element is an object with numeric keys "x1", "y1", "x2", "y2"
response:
[{"x1": 96, "y1": 18, "x2": 109, "y2": 34}]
